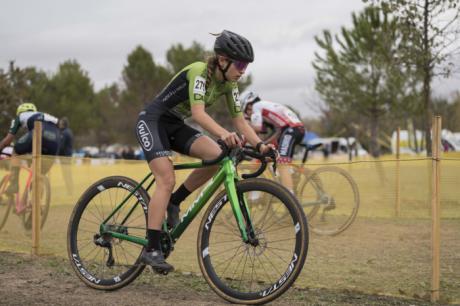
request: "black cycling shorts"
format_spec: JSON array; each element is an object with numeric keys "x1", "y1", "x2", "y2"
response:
[
  {"x1": 277, "y1": 126, "x2": 305, "y2": 161},
  {"x1": 135, "y1": 111, "x2": 203, "y2": 162}
]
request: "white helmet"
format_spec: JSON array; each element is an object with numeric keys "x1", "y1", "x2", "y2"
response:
[{"x1": 241, "y1": 91, "x2": 260, "y2": 113}]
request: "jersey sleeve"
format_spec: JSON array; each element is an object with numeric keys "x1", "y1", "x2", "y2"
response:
[
  {"x1": 8, "y1": 117, "x2": 21, "y2": 135},
  {"x1": 186, "y1": 63, "x2": 207, "y2": 106},
  {"x1": 225, "y1": 83, "x2": 243, "y2": 118}
]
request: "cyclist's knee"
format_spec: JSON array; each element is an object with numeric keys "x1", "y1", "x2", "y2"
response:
[{"x1": 156, "y1": 174, "x2": 176, "y2": 192}]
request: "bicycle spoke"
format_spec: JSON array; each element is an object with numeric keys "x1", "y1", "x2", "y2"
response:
[
  {"x1": 79, "y1": 216, "x2": 102, "y2": 227},
  {"x1": 210, "y1": 238, "x2": 244, "y2": 245},
  {"x1": 264, "y1": 247, "x2": 291, "y2": 265},
  {"x1": 255, "y1": 254, "x2": 278, "y2": 285},
  {"x1": 261, "y1": 223, "x2": 293, "y2": 234},
  {"x1": 229, "y1": 249, "x2": 247, "y2": 287},
  {"x1": 264, "y1": 237, "x2": 296, "y2": 244},
  {"x1": 264, "y1": 244, "x2": 295, "y2": 254},
  {"x1": 212, "y1": 246, "x2": 246, "y2": 269},
  {"x1": 76, "y1": 239, "x2": 95, "y2": 252},
  {"x1": 217, "y1": 244, "x2": 244, "y2": 277},
  {"x1": 124, "y1": 209, "x2": 144, "y2": 227},
  {"x1": 209, "y1": 243, "x2": 244, "y2": 258},
  {"x1": 237, "y1": 251, "x2": 249, "y2": 291},
  {"x1": 117, "y1": 243, "x2": 140, "y2": 263},
  {"x1": 260, "y1": 250, "x2": 283, "y2": 277}
]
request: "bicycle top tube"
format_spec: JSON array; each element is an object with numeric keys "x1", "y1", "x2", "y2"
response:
[{"x1": 171, "y1": 140, "x2": 275, "y2": 179}]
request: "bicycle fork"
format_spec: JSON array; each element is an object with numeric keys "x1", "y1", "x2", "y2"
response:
[{"x1": 224, "y1": 171, "x2": 257, "y2": 245}]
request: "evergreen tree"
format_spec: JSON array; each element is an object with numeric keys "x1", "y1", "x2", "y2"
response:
[
  {"x1": 44, "y1": 60, "x2": 96, "y2": 138},
  {"x1": 313, "y1": 6, "x2": 414, "y2": 156},
  {"x1": 118, "y1": 46, "x2": 171, "y2": 144},
  {"x1": 367, "y1": 0, "x2": 460, "y2": 154},
  {"x1": 166, "y1": 41, "x2": 209, "y2": 73}
]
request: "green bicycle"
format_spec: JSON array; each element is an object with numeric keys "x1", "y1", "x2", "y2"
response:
[{"x1": 67, "y1": 142, "x2": 309, "y2": 304}]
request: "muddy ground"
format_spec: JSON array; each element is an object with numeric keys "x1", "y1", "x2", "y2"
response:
[{"x1": 0, "y1": 251, "x2": 451, "y2": 306}]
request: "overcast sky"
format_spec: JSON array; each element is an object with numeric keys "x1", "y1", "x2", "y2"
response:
[{"x1": 1, "y1": 0, "x2": 459, "y2": 118}]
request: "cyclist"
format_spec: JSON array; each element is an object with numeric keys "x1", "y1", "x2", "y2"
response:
[
  {"x1": 135, "y1": 30, "x2": 275, "y2": 272},
  {"x1": 0, "y1": 102, "x2": 61, "y2": 194},
  {"x1": 241, "y1": 92, "x2": 305, "y2": 194}
]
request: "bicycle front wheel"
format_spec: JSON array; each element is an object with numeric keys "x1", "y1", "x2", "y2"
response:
[
  {"x1": 67, "y1": 176, "x2": 149, "y2": 290},
  {"x1": 297, "y1": 166, "x2": 360, "y2": 236},
  {"x1": 198, "y1": 178, "x2": 308, "y2": 304},
  {"x1": 0, "y1": 175, "x2": 12, "y2": 230}
]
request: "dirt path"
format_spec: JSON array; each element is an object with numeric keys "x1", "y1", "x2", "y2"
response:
[{"x1": 0, "y1": 251, "x2": 448, "y2": 306}]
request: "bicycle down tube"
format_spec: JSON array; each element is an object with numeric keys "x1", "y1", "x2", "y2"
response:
[{"x1": 100, "y1": 157, "x2": 252, "y2": 246}]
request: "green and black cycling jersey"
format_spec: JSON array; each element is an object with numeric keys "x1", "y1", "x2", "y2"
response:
[
  {"x1": 136, "y1": 61, "x2": 244, "y2": 162},
  {"x1": 146, "y1": 61, "x2": 243, "y2": 119}
]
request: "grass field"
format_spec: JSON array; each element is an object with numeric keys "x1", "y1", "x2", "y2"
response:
[{"x1": 0, "y1": 155, "x2": 459, "y2": 304}]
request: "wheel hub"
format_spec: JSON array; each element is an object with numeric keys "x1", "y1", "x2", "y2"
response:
[{"x1": 245, "y1": 229, "x2": 267, "y2": 256}]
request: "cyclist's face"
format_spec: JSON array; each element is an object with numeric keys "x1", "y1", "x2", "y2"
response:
[
  {"x1": 218, "y1": 57, "x2": 248, "y2": 81},
  {"x1": 245, "y1": 104, "x2": 253, "y2": 117}
]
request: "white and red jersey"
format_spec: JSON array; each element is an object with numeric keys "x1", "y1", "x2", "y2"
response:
[{"x1": 249, "y1": 100, "x2": 303, "y2": 130}]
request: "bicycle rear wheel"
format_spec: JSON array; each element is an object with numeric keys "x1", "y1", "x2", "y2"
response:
[
  {"x1": 22, "y1": 174, "x2": 51, "y2": 230},
  {"x1": 198, "y1": 178, "x2": 308, "y2": 304},
  {"x1": 0, "y1": 175, "x2": 12, "y2": 230},
  {"x1": 67, "y1": 176, "x2": 149, "y2": 290},
  {"x1": 297, "y1": 166, "x2": 359, "y2": 236}
]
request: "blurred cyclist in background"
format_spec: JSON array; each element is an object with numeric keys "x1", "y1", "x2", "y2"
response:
[
  {"x1": 0, "y1": 102, "x2": 61, "y2": 195},
  {"x1": 242, "y1": 92, "x2": 305, "y2": 194}
]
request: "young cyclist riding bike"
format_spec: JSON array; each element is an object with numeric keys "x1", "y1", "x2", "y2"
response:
[
  {"x1": 241, "y1": 92, "x2": 305, "y2": 194},
  {"x1": 135, "y1": 30, "x2": 276, "y2": 272},
  {"x1": 0, "y1": 103, "x2": 61, "y2": 195}
]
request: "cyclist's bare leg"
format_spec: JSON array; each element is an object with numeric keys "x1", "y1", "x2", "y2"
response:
[
  {"x1": 279, "y1": 163, "x2": 294, "y2": 194},
  {"x1": 147, "y1": 157, "x2": 175, "y2": 230},
  {"x1": 6, "y1": 153, "x2": 20, "y2": 194},
  {"x1": 182, "y1": 136, "x2": 221, "y2": 191},
  {"x1": 141, "y1": 156, "x2": 175, "y2": 272}
]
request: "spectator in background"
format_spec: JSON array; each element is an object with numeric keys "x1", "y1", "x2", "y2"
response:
[
  {"x1": 121, "y1": 146, "x2": 135, "y2": 160},
  {"x1": 58, "y1": 117, "x2": 74, "y2": 194},
  {"x1": 58, "y1": 117, "x2": 73, "y2": 157}
]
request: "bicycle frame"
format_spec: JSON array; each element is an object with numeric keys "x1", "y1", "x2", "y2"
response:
[
  {"x1": 100, "y1": 157, "x2": 253, "y2": 247},
  {"x1": 2, "y1": 165, "x2": 33, "y2": 214}
]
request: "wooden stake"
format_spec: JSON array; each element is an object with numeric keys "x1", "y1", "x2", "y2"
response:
[
  {"x1": 32, "y1": 121, "x2": 42, "y2": 256},
  {"x1": 395, "y1": 127, "x2": 400, "y2": 217},
  {"x1": 431, "y1": 116, "x2": 441, "y2": 302}
]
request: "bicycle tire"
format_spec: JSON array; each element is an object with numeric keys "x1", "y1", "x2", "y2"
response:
[
  {"x1": 297, "y1": 166, "x2": 359, "y2": 236},
  {"x1": 198, "y1": 178, "x2": 308, "y2": 304},
  {"x1": 22, "y1": 174, "x2": 51, "y2": 230},
  {"x1": 0, "y1": 175, "x2": 12, "y2": 230},
  {"x1": 67, "y1": 176, "x2": 149, "y2": 290}
]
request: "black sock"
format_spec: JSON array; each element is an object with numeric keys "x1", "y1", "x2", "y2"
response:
[
  {"x1": 170, "y1": 184, "x2": 191, "y2": 207},
  {"x1": 146, "y1": 229, "x2": 161, "y2": 251}
]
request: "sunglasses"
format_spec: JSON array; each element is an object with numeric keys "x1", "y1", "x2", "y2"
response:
[{"x1": 232, "y1": 60, "x2": 249, "y2": 71}]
